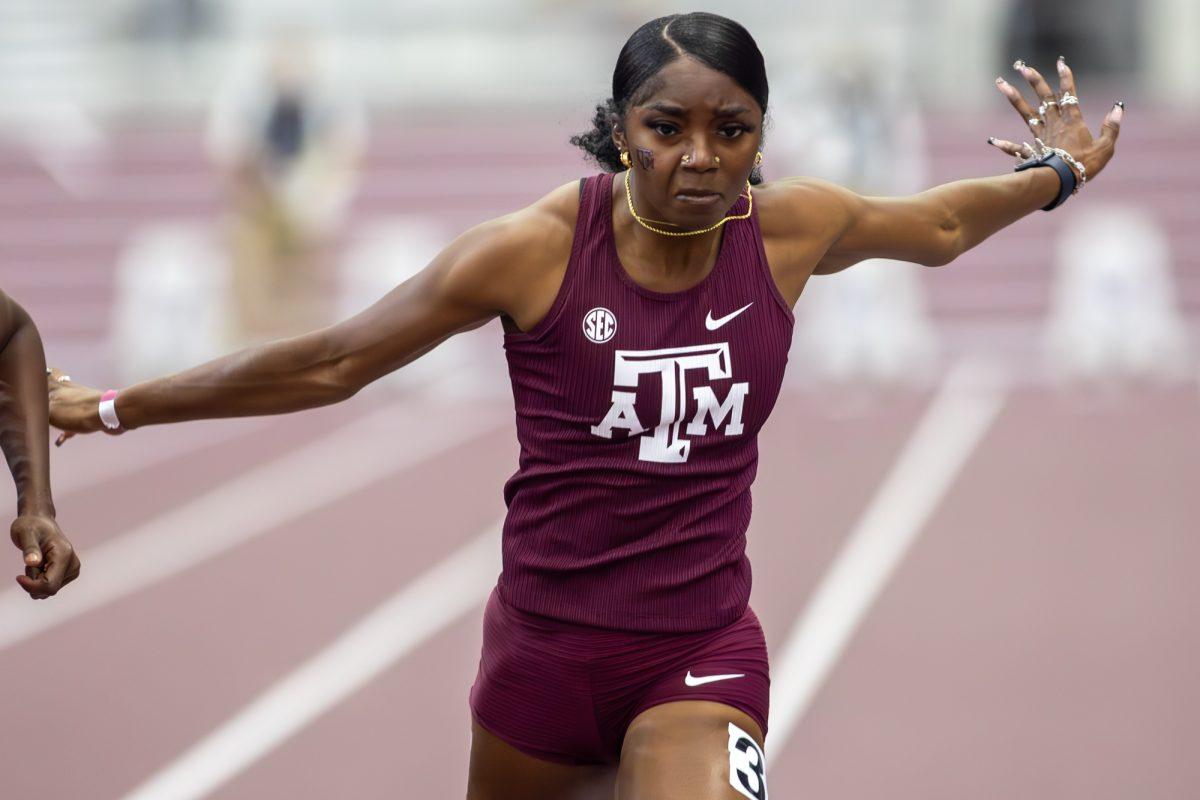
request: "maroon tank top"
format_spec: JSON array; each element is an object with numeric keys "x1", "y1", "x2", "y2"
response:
[{"x1": 499, "y1": 172, "x2": 794, "y2": 632}]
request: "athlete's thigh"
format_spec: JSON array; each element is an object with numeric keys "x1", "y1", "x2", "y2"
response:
[
  {"x1": 466, "y1": 721, "x2": 617, "y2": 800},
  {"x1": 616, "y1": 701, "x2": 768, "y2": 800}
]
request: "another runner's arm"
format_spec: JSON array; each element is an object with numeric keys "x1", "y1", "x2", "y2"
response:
[
  {"x1": 1, "y1": 292, "x2": 81, "y2": 598},
  {"x1": 0, "y1": 291, "x2": 54, "y2": 516},
  {"x1": 49, "y1": 183, "x2": 576, "y2": 433}
]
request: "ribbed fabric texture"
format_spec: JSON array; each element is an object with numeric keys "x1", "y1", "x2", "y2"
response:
[
  {"x1": 499, "y1": 172, "x2": 794, "y2": 632},
  {"x1": 469, "y1": 588, "x2": 770, "y2": 765}
]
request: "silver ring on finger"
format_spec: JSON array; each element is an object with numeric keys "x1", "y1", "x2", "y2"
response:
[
  {"x1": 56, "y1": 375, "x2": 71, "y2": 382},
  {"x1": 1038, "y1": 99, "x2": 1058, "y2": 116},
  {"x1": 1058, "y1": 92, "x2": 1079, "y2": 106},
  {"x1": 1028, "y1": 117, "x2": 1042, "y2": 127}
]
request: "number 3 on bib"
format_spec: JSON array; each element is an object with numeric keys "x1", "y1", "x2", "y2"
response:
[{"x1": 727, "y1": 722, "x2": 768, "y2": 800}]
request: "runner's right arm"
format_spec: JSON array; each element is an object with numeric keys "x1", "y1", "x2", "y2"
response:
[
  {"x1": 49, "y1": 183, "x2": 576, "y2": 436},
  {"x1": 0, "y1": 291, "x2": 81, "y2": 597}
]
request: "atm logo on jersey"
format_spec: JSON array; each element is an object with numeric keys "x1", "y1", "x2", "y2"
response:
[{"x1": 590, "y1": 343, "x2": 749, "y2": 463}]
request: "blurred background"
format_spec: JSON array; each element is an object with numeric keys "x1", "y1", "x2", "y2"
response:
[{"x1": 1, "y1": 1, "x2": 1197, "y2": 798}]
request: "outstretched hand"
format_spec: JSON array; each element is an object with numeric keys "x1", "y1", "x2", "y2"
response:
[
  {"x1": 46, "y1": 367, "x2": 110, "y2": 447},
  {"x1": 989, "y1": 57, "x2": 1123, "y2": 183}
]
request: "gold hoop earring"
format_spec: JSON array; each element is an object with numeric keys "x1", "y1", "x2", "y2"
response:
[
  {"x1": 619, "y1": 150, "x2": 631, "y2": 168},
  {"x1": 754, "y1": 151, "x2": 763, "y2": 167}
]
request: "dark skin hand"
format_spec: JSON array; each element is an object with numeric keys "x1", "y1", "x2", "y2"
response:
[
  {"x1": 0, "y1": 291, "x2": 79, "y2": 598},
  {"x1": 988, "y1": 57, "x2": 1122, "y2": 177},
  {"x1": 48, "y1": 56, "x2": 1120, "y2": 440}
]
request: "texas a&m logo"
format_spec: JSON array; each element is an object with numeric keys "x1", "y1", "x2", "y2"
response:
[{"x1": 589, "y1": 343, "x2": 749, "y2": 463}]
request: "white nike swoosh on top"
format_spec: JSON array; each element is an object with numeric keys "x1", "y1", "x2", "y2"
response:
[
  {"x1": 705, "y1": 302, "x2": 754, "y2": 331},
  {"x1": 684, "y1": 670, "x2": 746, "y2": 687}
]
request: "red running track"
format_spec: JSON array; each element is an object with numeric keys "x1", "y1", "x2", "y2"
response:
[{"x1": 2, "y1": 373, "x2": 1198, "y2": 798}]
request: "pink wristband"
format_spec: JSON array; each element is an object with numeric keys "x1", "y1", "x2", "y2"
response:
[{"x1": 99, "y1": 389, "x2": 122, "y2": 430}]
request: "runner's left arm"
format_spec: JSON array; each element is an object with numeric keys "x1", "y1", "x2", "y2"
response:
[{"x1": 800, "y1": 59, "x2": 1123, "y2": 275}]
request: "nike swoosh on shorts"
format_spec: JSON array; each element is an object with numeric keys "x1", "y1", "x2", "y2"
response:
[
  {"x1": 684, "y1": 670, "x2": 746, "y2": 687},
  {"x1": 705, "y1": 302, "x2": 754, "y2": 331}
]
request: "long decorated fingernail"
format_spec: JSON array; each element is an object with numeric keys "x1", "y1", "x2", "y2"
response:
[
  {"x1": 1116, "y1": 100, "x2": 1126, "y2": 108},
  {"x1": 987, "y1": 137, "x2": 997, "y2": 145},
  {"x1": 996, "y1": 76, "x2": 1005, "y2": 85},
  {"x1": 1056, "y1": 58, "x2": 1067, "y2": 75},
  {"x1": 1013, "y1": 59, "x2": 1026, "y2": 71}
]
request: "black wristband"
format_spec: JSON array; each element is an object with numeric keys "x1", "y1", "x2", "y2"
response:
[{"x1": 1014, "y1": 151, "x2": 1077, "y2": 211}]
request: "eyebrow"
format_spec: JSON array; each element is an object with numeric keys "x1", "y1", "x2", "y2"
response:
[
  {"x1": 643, "y1": 101, "x2": 754, "y2": 118},
  {"x1": 645, "y1": 101, "x2": 686, "y2": 115}
]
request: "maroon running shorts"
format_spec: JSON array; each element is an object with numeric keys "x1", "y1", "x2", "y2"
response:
[{"x1": 469, "y1": 587, "x2": 770, "y2": 765}]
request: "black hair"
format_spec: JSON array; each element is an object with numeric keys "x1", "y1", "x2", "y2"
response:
[{"x1": 570, "y1": 12, "x2": 769, "y2": 184}]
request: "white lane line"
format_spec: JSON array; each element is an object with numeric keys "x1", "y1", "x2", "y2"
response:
[
  {"x1": 0, "y1": 401, "x2": 505, "y2": 651},
  {"x1": 767, "y1": 360, "x2": 1009, "y2": 750},
  {"x1": 120, "y1": 520, "x2": 501, "y2": 800}
]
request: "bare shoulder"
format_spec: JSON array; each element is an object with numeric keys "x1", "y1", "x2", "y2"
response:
[
  {"x1": 451, "y1": 180, "x2": 579, "y2": 270},
  {"x1": 752, "y1": 177, "x2": 858, "y2": 305},
  {"x1": 433, "y1": 180, "x2": 581, "y2": 331},
  {"x1": 0, "y1": 289, "x2": 22, "y2": 336},
  {"x1": 754, "y1": 177, "x2": 856, "y2": 241},
  {"x1": 496, "y1": 179, "x2": 578, "y2": 247}
]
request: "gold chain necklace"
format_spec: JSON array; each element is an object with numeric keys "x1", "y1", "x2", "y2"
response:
[{"x1": 623, "y1": 170, "x2": 753, "y2": 238}]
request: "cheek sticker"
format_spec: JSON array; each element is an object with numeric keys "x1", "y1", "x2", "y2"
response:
[
  {"x1": 635, "y1": 147, "x2": 655, "y2": 170},
  {"x1": 727, "y1": 722, "x2": 768, "y2": 800}
]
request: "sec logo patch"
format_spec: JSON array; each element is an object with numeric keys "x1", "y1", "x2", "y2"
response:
[{"x1": 582, "y1": 307, "x2": 617, "y2": 344}]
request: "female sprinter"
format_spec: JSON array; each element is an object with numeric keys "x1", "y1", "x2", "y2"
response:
[{"x1": 48, "y1": 12, "x2": 1121, "y2": 800}]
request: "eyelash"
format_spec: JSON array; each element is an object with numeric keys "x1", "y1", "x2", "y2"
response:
[{"x1": 650, "y1": 123, "x2": 750, "y2": 139}]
